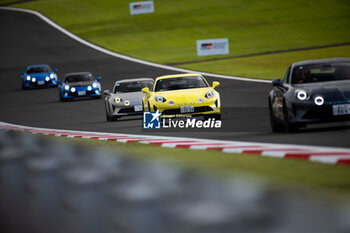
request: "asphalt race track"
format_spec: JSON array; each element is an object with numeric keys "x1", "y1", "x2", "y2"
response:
[{"x1": 1, "y1": 9, "x2": 349, "y2": 148}]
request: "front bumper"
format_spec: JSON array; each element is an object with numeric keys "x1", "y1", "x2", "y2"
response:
[
  {"x1": 154, "y1": 101, "x2": 221, "y2": 118},
  {"x1": 61, "y1": 89, "x2": 101, "y2": 99},
  {"x1": 23, "y1": 79, "x2": 57, "y2": 88},
  {"x1": 289, "y1": 101, "x2": 350, "y2": 124},
  {"x1": 110, "y1": 104, "x2": 143, "y2": 117}
]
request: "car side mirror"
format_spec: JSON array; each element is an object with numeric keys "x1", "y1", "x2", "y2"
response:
[
  {"x1": 53, "y1": 68, "x2": 58, "y2": 73},
  {"x1": 97, "y1": 77, "x2": 102, "y2": 81},
  {"x1": 142, "y1": 87, "x2": 150, "y2": 95},
  {"x1": 58, "y1": 80, "x2": 62, "y2": 85},
  {"x1": 272, "y1": 79, "x2": 283, "y2": 87},
  {"x1": 103, "y1": 89, "x2": 110, "y2": 95},
  {"x1": 212, "y1": 81, "x2": 220, "y2": 89},
  {"x1": 20, "y1": 72, "x2": 24, "y2": 75}
]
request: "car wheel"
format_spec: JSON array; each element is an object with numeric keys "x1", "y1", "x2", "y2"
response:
[
  {"x1": 21, "y1": 82, "x2": 27, "y2": 90},
  {"x1": 59, "y1": 95, "x2": 65, "y2": 102},
  {"x1": 106, "y1": 112, "x2": 112, "y2": 121},
  {"x1": 269, "y1": 98, "x2": 284, "y2": 132},
  {"x1": 283, "y1": 100, "x2": 299, "y2": 133},
  {"x1": 106, "y1": 112, "x2": 118, "y2": 122}
]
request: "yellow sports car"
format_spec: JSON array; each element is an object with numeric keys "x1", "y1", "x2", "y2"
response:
[{"x1": 142, "y1": 73, "x2": 221, "y2": 119}]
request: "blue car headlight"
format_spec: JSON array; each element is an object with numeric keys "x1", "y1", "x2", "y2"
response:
[
  {"x1": 64, "y1": 85, "x2": 70, "y2": 91},
  {"x1": 26, "y1": 75, "x2": 31, "y2": 81},
  {"x1": 71, "y1": 87, "x2": 76, "y2": 93},
  {"x1": 87, "y1": 86, "x2": 92, "y2": 91},
  {"x1": 92, "y1": 82, "x2": 98, "y2": 88}
]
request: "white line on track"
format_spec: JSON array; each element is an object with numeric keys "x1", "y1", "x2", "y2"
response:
[{"x1": 0, "y1": 7, "x2": 270, "y2": 83}]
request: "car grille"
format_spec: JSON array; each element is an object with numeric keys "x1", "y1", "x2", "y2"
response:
[
  {"x1": 67, "y1": 90, "x2": 94, "y2": 97},
  {"x1": 118, "y1": 107, "x2": 135, "y2": 113},
  {"x1": 301, "y1": 105, "x2": 333, "y2": 119}
]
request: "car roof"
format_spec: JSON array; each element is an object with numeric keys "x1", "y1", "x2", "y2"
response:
[
  {"x1": 155, "y1": 73, "x2": 203, "y2": 81},
  {"x1": 114, "y1": 78, "x2": 153, "y2": 85},
  {"x1": 64, "y1": 72, "x2": 92, "y2": 77},
  {"x1": 27, "y1": 64, "x2": 50, "y2": 69},
  {"x1": 292, "y1": 58, "x2": 350, "y2": 67}
]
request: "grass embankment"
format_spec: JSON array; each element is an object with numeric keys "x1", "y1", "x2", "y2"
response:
[
  {"x1": 43, "y1": 135, "x2": 350, "y2": 199},
  {"x1": 12, "y1": 0, "x2": 350, "y2": 80},
  {"x1": 0, "y1": 0, "x2": 23, "y2": 5}
]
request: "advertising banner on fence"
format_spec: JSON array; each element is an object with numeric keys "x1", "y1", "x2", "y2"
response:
[
  {"x1": 196, "y1": 38, "x2": 229, "y2": 56},
  {"x1": 130, "y1": 1, "x2": 154, "y2": 15}
]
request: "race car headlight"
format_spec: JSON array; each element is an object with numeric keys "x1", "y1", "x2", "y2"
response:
[
  {"x1": 168, "y1": 100, "x2": 175, "y2": 106},
  {"x1": 64, "y1": 85, "x2": 70, "y2": 91},
  {"x1": 87, "y1": 86, "x2": 92, "y2": 91},
  {"x1": 155, "y1": 96, "x2": 166, "y2": 102},
  {"x1": 92, "y1": 82, "x2": 98, "y2": 88},
  {"x1": 31, "y1": 77, "x2": 36, "y2": 82},
  {"x1": 124, "y1": 100, "x2": 130, "y2": 106},
  {"x1": 45, "y1": 76, "x2": 50, "y2": 81},
  {"x1": 198, "y1": 97, "x2": 204, "y2": 103},
  {"x1": 50, "y1": 73, "x2": 55, "y2": 79},
  {"x1": 295, "y1": 89, "x2": 307, "y2": 101},
  {"x1": 114, "y1": 97, "x2": 121, "y2": 103},
  {"x1": 26, "y1": 75, "x2": 31, "y2": 81},
  {"x1": 205, "y1": 91, "x2": 214, "y2": 99},
  {"x1": 314, "y1": 96, "x2": 324, "y2": 106},
  {"x1": 71, "y1": 87, "x2": 76, "y2": 93}
]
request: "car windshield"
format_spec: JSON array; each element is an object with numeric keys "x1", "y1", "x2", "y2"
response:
[
  {"x1": 154, "y1": 76, "x2": 208, "y2": 92},
  {"x1": 27, "y1": 66, "x2": 51, "y2": 74},
  {"x1": 114, "y1": 80, "x2": 153, "y2": 93},
  {"x1": 291, "y1": 62, "x2": 350, "y2": 84},
  {"x1": 64, "y1": 73, "x2": 94, "y2": 83}
]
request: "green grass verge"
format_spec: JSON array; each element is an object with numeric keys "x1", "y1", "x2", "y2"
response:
[
  {"x1": 12, "y1": 0, "x2": 350, "y2": 80},
  {"x1": 0, "y1": 0, "x2": 22, "y2": 5},
  {"x1": 180, "y1": 45, "x2": 350, "y2": 80},
  {"x1": 42, "y1": 135, "x2": 350, "y2": 199}
]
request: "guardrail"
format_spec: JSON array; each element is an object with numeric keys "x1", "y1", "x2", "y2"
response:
[{"x1": 1, "y1": 130, "x2": 349, "y2": 233}]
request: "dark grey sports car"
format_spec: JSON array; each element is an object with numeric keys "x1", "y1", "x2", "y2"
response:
[
  {"x1": 104, "y1": 78, "x2": 154, "y2": 121},
  {"x1": 268, "y1": 58, "x2": 350, "y2": 132}
]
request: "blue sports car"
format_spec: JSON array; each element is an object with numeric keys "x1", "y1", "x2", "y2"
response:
[
  {"x1": 21, "y1": 64, "x2": 58, "y2": 89},
  {"x1": 58, "y1": 72, "x2": 102, "y2": 101}
]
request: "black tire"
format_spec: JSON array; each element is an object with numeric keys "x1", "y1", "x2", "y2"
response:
[
  {"x1": 106, "y1": 112, "x2": 112, "y2": 121},
  {"x1": 59, "y1": 95, "x2": 65, "y2": 102},
  {"x1": 268, "y1": 98, "x2": 284, "y2": 132},
  {"x1": 106, "y1": 111, "x2": 118, "y2": 121},
  {"x1": 283, "y1": 99, "x2": 299, "y2": 133}
]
